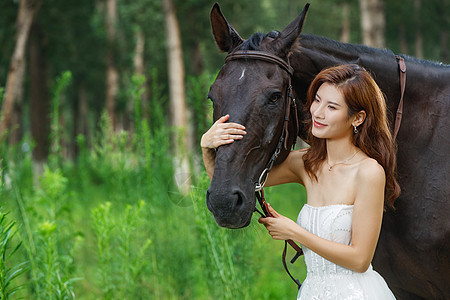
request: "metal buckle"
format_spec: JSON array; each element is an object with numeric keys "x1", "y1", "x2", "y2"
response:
[{"x1": 255, "y1": 168, "x2": 270, "y2": 192}]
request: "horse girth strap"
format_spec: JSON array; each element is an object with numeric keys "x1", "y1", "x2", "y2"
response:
[{"x1": 394, "y1": 55, "x2": 406, "y2": 140}]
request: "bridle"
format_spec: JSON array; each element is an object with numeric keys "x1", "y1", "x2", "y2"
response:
[{"x1": 226, "y1": 50, "x2": 303, "y2": 289}]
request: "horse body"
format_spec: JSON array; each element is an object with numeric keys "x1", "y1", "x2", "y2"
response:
[
  {"x1": 207, "y1": 3, "x2": 450, "y2": 298},
  {"x1": 292, "y1": 34, "x2": 450, "y2": 299}
]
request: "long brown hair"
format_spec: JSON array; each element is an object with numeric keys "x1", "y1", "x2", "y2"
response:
[{"x1": 303, "y1": 64, "x2": 400, "y2": 209}]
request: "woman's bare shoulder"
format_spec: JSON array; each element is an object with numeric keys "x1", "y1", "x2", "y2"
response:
[
  {"x1": 287, "y1": 148, "x2": 308, "y2": 166},
  {"x1": 355, "y1": 158, "x2": 386, "y2": 192}
]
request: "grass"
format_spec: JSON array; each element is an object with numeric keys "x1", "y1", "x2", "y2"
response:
[{"x1": 0, "y1": 70, "x2": 308, "y2": 299}]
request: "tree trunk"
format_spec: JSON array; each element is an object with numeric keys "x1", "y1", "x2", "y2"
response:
[
  {"x1": 29, "y1": 19, "x2": 50, "y2": 167},
  {"x1": 414, "y1": 0, "x2": 423, "y2": 59},
  {"x1": 8, "y1": 66, "x2": 25, "y2": 145},
  {"x1": 105, "y1": 0, "x2": 118, "y2": 130},
  {"x1": 124, "y1": 27, "x2": 146, "y2": 132},
  {"x1": 359, "y1": 0, "x2": 385, "y2": 48},
  {"x1": 133, "y1": 28, "x2": 145, "y2": 77},
  {"x1": 1, "y1": 0, "x2": 42, "y2": 140},
  {"x1": 441, "y1": 30, "x2": 448, "y2": 64},
  {"x1": 399, "y1": 25, "x2": 409, "y2": 55},
  {"x1": 187, "y1": 8, "x2": 204, "y2": 75},
  {"x1": 340, "y1": 1, "x2": 350, "y2": 43},
  {"x1": 79, "y1": 83, "x2": 89, "y2": 137},
  {"x1": 162, "y1": 0, "x2": 192, "y2": 194},
  {"x1": 440, "y1": 0, "x2": 448, "y2": 64}
]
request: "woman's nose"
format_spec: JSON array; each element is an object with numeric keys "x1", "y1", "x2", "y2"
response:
[{"x1": 312, "y1": 103, "x2": 324, "y2": 119}]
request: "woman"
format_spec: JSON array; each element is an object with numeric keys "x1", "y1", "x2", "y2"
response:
[{"x1": 201, "y1": 64, "x2": 400, "y2": 299}]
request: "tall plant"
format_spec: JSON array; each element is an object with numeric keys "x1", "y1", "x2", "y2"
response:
[{"x1": 0, "y1": 207, "x2": 27, "y2": 299}]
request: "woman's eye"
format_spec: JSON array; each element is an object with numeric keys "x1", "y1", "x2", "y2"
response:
[
  {"x1": 270, "y1": 92, "x2": 282, "y2": 103},
  {"x1": 328, "y1": 105, "x2": 336, "y2": 110}
]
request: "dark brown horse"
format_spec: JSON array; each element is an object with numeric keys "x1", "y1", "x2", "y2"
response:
[{"x1": 206, "y1": 3, "x2": 450, "y2": 299}]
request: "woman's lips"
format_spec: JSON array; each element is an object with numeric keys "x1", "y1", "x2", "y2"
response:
[{"x1": 313, "y1": 120, "x2": 327, "y2": 128}]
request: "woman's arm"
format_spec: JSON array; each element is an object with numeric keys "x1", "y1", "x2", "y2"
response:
[
  {"x1": 264, "y1": 149, "x2": 307, "y2": 187},
  {"x1": 259, "y1": 160, "x2": 386, "y2": 273},
  {"x1": 200, "y1": 115, "x2": 246, "y2": 179}
]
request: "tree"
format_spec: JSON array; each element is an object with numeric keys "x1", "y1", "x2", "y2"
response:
[
  {"x1": 359, "y1": 0, "x2": 385, "y2": 48},
  {"x1": 105, "y1": 0, "x2": 119, "y2": 129},
  {"x1": 162, "y1": 0, "x2": 192, "y2": 193},
  {"x1": 29, "y1": 19, "x2": 50, "y2": 170},
  {"x1": 340, "y1": 0, "x2": 351, "y2": 43},
  {"x1": 0, "y1": 0, "x2": 42, "y2": 140},
  {"x1": 414, "y1": 0, "x2": 423, "y2": 59}
]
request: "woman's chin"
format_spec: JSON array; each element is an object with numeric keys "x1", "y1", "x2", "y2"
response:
[{"x1": 312, "y1": 129, "x2": 327, "y2": 139}]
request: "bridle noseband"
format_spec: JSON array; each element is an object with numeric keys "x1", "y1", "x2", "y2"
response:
[{"x1": 225, "y1": 50, "x2": 303, "y2": 289}]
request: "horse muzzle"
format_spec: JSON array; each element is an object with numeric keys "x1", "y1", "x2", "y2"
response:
[{"x1": 206, "y1": 185, "x2": 254, "y2": 228}]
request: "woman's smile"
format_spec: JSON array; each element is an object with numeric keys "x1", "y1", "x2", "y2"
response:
[{"x1": 313, "y1": 120, "x2": 327, "y2": 128}]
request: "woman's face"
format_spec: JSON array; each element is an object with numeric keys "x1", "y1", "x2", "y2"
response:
[{"x1": 310, "y1": 82, "x2": 353, "y2": 140}]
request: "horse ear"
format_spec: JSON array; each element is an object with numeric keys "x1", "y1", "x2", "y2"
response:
[
  {"x1": 210, "y1": 3, "x2": 244, "y2": 52},
  {"x1": 273, "y1": 3, "x2": 310, "y2": 57}
]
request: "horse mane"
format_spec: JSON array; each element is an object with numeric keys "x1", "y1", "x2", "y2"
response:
[
  {"x1": 237, "y1": 31, "x2": 280, "y2": 51},
  {"x1": 300, "y1": 34, "x2": 449, "y2": 68}
]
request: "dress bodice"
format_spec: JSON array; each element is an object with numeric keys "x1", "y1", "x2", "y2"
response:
[
  {"x1": 297, "y1": 204, "x2": 355, "y2": 277},
  {"x1": 296, "y1": 204, "x2": 396, "y2": 299}
]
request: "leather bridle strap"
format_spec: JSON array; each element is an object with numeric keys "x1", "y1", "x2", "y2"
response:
[
  {"x1": 394, "y1": 55, "x2": 406, "y2": 140},
  {"x1": 225, "y1": 50, "x2": 294, "y2": 75},
  {"x1": 255, "y1": 189, "x2": 302, "y2": 290}
]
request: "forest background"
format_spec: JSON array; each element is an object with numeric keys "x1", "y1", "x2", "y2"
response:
[{"x1": 0, "y1": 0, "x2": 448, "y2": 299}]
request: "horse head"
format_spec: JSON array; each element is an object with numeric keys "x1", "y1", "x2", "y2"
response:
[{"x1": 206, "y1": 3, "x2": 309, "y2": 228}]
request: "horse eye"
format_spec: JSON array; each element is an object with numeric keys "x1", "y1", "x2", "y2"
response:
[{"x1": 269, "y1": 92, "x2": 282, "y2": 103}]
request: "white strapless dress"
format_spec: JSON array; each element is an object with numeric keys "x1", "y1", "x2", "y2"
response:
[{"x1": 296, "y1": 204, "x2": 396, "y2": 300}]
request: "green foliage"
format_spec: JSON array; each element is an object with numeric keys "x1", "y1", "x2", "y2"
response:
[
  {"x1": 0, "y1": 87, "x2": 4, "y2": 109},
  {"x1": 191, "y1": 176, "x2": 253, "y2": 299},
  {"x1": 49, "y1": 71, "x2": 72, "y2": 168},
  {"x1": 31, "y1": 167, "x2": 78, "y2": 300},
  {"x1": 0, "y1": 69, "x2": 308, "y2": 299},
  {"x1": 91, "y1": 200, "x2": 152, "y2": 299},
  {"x1": 186, "y1": 71, "x2": 216, "y2": 149},
  {"x1": 0, "y1": 208, "x2": 28, "y2": 300}
]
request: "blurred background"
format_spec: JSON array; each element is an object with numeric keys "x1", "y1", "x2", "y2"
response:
[{"x1": 0, "y1": 0, "x2": 448, "y2": 299}]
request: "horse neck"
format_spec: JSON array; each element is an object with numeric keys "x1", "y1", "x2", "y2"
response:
[
  {"x1": 293, "y1": 34, "x2": 399, "y2": 93},
  {"x1": 292, "y1": 34, "x2": 449, "y2": 105}
]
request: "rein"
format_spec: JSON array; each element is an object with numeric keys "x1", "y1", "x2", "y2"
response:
[{"x1": 226, "y1": 50, "x2": 303, "y2": 290}]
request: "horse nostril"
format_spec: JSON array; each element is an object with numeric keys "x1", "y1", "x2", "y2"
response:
[{"x1": 234, "y1": 190, "x2": 244, "y2": 210}]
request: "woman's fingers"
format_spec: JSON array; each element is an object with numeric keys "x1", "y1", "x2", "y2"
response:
[
  {"x1": 216, "y1": 114, "x2": 230, "y2": 124},
  {"x1": 221, "y1": 122, "x2": 246, "y2": 130},
  {"x1": 267, "y1": 204, "x2": 280, "y2": 218},
  {"x1": 201, "y1": 115, "x2": 246, "y2": 149}
]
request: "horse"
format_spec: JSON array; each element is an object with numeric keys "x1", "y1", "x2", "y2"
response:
[{"x1": 206, "y1": 3, "x2": 450, "y2": 299}]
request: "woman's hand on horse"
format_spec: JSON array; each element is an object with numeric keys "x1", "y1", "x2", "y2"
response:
[
  {"x1": 201, "y1": 115, "x2": 246, "y2": 149},
  {"x1": 258, "y1": 204, "x2": 298, "y2": 241}
]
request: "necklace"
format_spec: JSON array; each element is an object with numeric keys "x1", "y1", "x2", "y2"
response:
[{"x1": 327, "y1": 150, "x2": 360, "y2": 171}]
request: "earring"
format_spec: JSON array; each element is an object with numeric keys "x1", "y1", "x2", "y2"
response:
[{"x1": 353, "y1": 125, "x2": 358, "y2": 134}]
